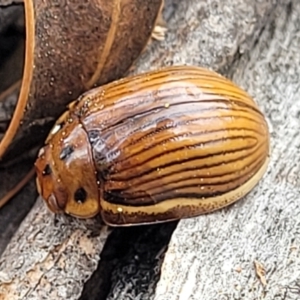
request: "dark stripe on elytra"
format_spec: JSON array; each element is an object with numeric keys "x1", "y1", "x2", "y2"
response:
[
  {"x1": 107, "y1": 145, "x2": 263, "y2": 184},
  {"x1": 103, "y1": 190, "x2": 225, "y2": 206},
  {"x1": 91, "y1": 103, "x2": 264, "y2": 162},
  {"x1": 99, "y1": 102, "x2": 264, "y2": 144},
  {"x1": 99, "y1": 141, "x2": 258, "y2": 185},
  {"x1": 128, "y1": 155, "x2": 265, "y2": 201},
  {"x1": 106, "y1": 127, "x2": 262, "y2": 174},
  {"x1": 115, "y1": 154, "x2": 265, "y2": 199},
  {"x1": 74, "y1": 69, "x2": 252, "y2": 120},
  {"x1": 76, "y1": 88, "x2": 262, "y2": 125},
  {"x1": 102, "y1": 92, "x2": 262, "y2": 123},
  {"x1": 96, "y1": 88, "x2": 253, "y2": 116},
  {"x1": 104, "y1": 69, "x2": 230, "y2": 96},
  {"x1": 108, "y1": 85, "x2": 255, "y2": 113},
  {"x1": 104, "y1": 157, "x2": 265, "y2": 206},
  {"x1": 108, "y1": 134, "x2": 260, "y2": 176},
  {"x1": 106, "y1": 142, "x2": 263, "y2": 191},
  {"x1": 116, "y1": 114, "x2": 264, "y2": 150},
  {"x1": 100, "y1": 71, "x2": 249, "y2": 105},
  {"x1": 109, "y1": 142, "x2": 265, "y2": 188},
  {"x1": 96, "y1": 111, "x2": 264, "y2": 163}
]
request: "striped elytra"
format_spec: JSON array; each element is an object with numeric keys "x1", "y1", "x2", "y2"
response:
[{"x1": 35, "y1": 65, "x2": 270, "y2": 226}]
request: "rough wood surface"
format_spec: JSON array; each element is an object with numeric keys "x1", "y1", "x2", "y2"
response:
[
  {"x1": 0, "y1": 0, "x2": 286, "y2": 299},
  {"x1": 0, "y1": 199, "x2": 111, "y2": 299}
]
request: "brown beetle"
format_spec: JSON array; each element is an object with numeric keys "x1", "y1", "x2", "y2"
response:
[{"x1": 35, "y1": 66, "x2": 270, "y2": 226}]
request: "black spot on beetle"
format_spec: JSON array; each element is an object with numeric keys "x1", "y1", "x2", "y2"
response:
[
  {"x1": 88, "y1": 130, "x2": 99, "y2": 145},
  {"x1": 74, "y1": 188, "x2": 87, "y2": 203},
  {"x1": 42, "y1": 164, "x2": 52, "y2": 175},
  {"x1": 59, "y1": 120, "x2": 65, "y2": 126},
  {"x1": 96, "y1": 168, "x2": 109, "y2": 181},
  {"x1": 59, "y1": 145, "x2": 74, "y2": 160}
]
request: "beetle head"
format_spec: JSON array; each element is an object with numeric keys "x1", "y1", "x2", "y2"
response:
[{"x1": 35, "y1": 119, "x2": 100, "y2": 218}]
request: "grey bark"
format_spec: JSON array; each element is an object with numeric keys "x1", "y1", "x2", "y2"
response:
[{"x1": 0, "y1": 0, "x2": 292, "y2": 299}]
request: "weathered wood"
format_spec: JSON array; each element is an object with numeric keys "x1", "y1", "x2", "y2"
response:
[
  {"x1": 0, "y1": 199, "x2": 111, "y2": 299},
  {"x1": 155, "y1": 1, "x2": 300, "y2": 299},
  {"x1": 0, "y1": 0, "x2": 283, "y2": 299}
]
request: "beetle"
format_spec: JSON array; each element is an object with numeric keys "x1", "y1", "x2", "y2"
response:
[{"x1": 35, "y1": 65, "x2": 270, "y2": 226}]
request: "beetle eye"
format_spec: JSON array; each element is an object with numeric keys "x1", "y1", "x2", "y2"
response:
[
  {"x1": 59, "y1": 145, "x2": 74, "y2": 160},
  {"x1": 42, "y1": 164, "x2": 52, "y2": 175},
  {"x1": 74, "y1": 188, "x2": 87, "y2": 204}
]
